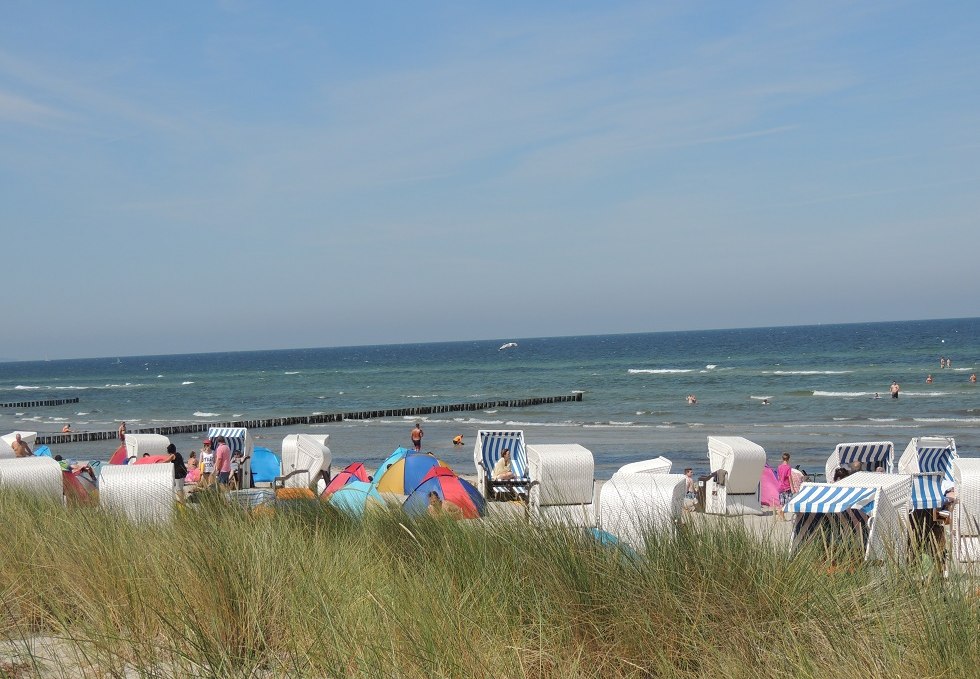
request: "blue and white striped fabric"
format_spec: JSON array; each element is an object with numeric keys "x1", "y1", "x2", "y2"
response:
[
  {"x1": 911, "y1": 474, "x2": 945, "y2": 510},
  {"x1": 785, "y1": 485, "x2": 877, "y2": 515},
  {"x1": 207, "y1": 427, "x2": 247, "y2": 453},
  {"x1": 837, "y1": 442, "x2": 894, "y2": 473},
  {"x1": 916, "y1": 446, "x2": 955, "y2": 482},
  {"x1": 479, "y1": 430, "x2": 527, "y2": 480}
]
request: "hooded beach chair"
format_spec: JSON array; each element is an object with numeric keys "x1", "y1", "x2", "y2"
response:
[
  {"x1": 0, "y1": 456, "x2": 63, "y2": 502},
  {"x1": 598, "y1": 473, "x2": 686, "y2": 550},
  {"x1": 526, "y1": 443, "x2": 597, "y2": 527},
  {"x1": 0, "y1": 431, "x2": 38, "y2": 459},
  {"x1": 787, "y1": 472, "x2": 912, "y2": 564},
  {"x1": 123, "y1": 434, "x2": 171, "y2": 463},
  {"x1": 824, "y1": 441, "x2": 894, "y2": 480},
  {"x1": 897, "y1": 437, "x2": 957, "y2": 512},
  {"x1": 951, "y1": 458, "x2": 980, "y2": 573},
  {"x1": 704, "y1": 436, "x2": 766, "y2": 515},
  {"x1": 473, "y1": 430, "x2": 528, "y2": 501},
  {"x1": 99, "y1": 463, "x2": 175, "y2": 523},
  {"x1": 614, "y1": 456, "x2": 672, "y2": 476},
  {"x1": 275, "y1": 434, "x2": 330, "y2": 497},
  {"x1": 209, "y1": 427, "x2": 257, "y2": 490}
]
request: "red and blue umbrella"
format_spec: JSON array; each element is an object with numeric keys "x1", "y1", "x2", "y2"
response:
[
  {"x1": 321, "y1": 462, "x2": 370, "y2": 498},
  {"x1": 403, "y1": 466, "x2": 486, "y2": 519},
  {"x1": 374, "y1": 452, "x2": 452, "y2": 494},
  {"x1": 328, "y1": 480, "x2": 385, "y2": 517}
]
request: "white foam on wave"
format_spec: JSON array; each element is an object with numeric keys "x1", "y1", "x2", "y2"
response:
[
  {"x1": 76, "y1": 412, "x2": 89, "y2": 416},
  {"x1": 750, "y1": 395, "x2": 772, "y2": 400},
  {"x1": 572, "y1": 390, "x2": 585, "y2": 394},
  {"x1": 14, "y1": 385, "x2": 41, "y2": 390},
  {"x1": 54, "y1": 386, "x2": 89, "y2": 390},
  {"x1": 902, "y1": 391, "x2": 949, "y2": 397},
  {"x1": 772, "y1": 370, "x2": 853, "y2": 375},
  {"x1": 869, "y1": 417, "x2": 898, "y2": 422},
  {"x1": 284, "y1": 371, "x2": 300, "y2": 375},
  {"x1": 813, "y1": 391, "x2": 871, "y2": 397},
  {"x1": 705, "y1": 365, "x2": 717, "y2": 370},
  {"x1": 157, "y1": 375, "x2": 164, "y2": 378},
  {"x1": 193, "y1": 412, "x2": 220, "y2": 417},
  {"x1": 914, "y1": 417, "x2": 980, "y2": 423},
  {"x1": 484, "y1": 409, "x2": 498, "y2": 414},
  {"x1": 182, "y1": 381, "x2": 195, "y2": 385},
  {"x1": 628, "y1": 369, "x2": 693, "y2": 374},
  {"x1": 232, "y1": 414, "x2": 243, "y2": 418}
]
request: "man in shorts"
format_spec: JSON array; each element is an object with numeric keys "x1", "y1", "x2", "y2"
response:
[
  {"x1": 214, "y1": 436, "x2": 232, "y2": 487},
  {"x1": 890, "y1": 381, "x2": 900, "y2": 399},
  {"x1": 10, "y1": 433, "x2": 32, "y2": 458},
  {"x1": 411, "y1": 423, "x2": 423, "y2": 452}
]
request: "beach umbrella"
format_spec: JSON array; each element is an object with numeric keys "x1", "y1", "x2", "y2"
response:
[
  {"x1": 108, "y1": 444, "x2": 129, "y2": 465},
  {"x1": 321, "y1": 462, "x2": 370, "y2": 498},
  {"x1": 135, "y1": 454, "x2": 171, "y2": 465},
  {"x1": 374, "y1": 452, "x2": 452, "y2": 494},
  {"x1": 403, "y1": 466, "x2": 485, "y2": 519},
  {"x1": 327, "y1": 480, "x2": 385, "y2": 518}
]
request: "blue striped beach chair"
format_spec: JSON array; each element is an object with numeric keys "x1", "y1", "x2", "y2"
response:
[
  {"x1": 207, "y1": 427, "x2": 255, "y2": 490},
  {"x1": 473, "y1": 430, "x2": 528, "y2": 501},
  {"x1": 898, "y1": 437, "x2": 957, "y2": 511},
  {"x1": 824, "y1": 441, "x2": 894, "y2": 480}
]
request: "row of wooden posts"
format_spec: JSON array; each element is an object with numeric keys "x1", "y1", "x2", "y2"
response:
[
  {"x1": 0, "y1": 397, "x2": 81, "y2": 409},
  {"x1": 33, "y1": 393, "x2": 584, "y2": 445}
]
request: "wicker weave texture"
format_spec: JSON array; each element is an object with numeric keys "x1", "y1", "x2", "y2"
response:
[
  {"x1": 615, "y1": 457, "x2": 672, "y2": 475},
  {"x1": 99, "y1": 463, "x2": 174, "y2": 522},
  {"x1": 0, "y1": 456, "x2": 63, "y2": 501},
  {"x1": 707, "y1": 436, "x2": 766, "y2": 495},
  {"x1": 124, "y1": 434, "x2": 170, "y2": 461},
  {"x1": 280, "y1": 434, "x2": 330, "y2": 487},
  {"x1": 599, "y1": 474, "x2": 685, "y2": 549},
  {"x1": 527, "y1": 444, "x2": 595, "y2": 507}
]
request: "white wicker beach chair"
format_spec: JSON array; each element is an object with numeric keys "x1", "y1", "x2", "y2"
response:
[
  {"x1": 897, "y1": 437, "x2": 957, "y2": 512},
  {"x1": 598, "y1": 473, "x2": 686, "y2": 550},
  {"x1": 526, "y1": 443, "x2": 596, "y2": 527},
  {"x1": 705, "y1": 436, "x2": 766, "y2": 515},
  {"x1": 473, "y1": 430, "x2": 528, "y2": 500},
  {"x1": 614, "y1": 456, "x2": 672, "y2": 476},
  {"x1": 0, "y1": 431, "x2": 39, "y2": 459},
  {"x1": 950, "y1": 458, "x2": 980, "y2": 573},
  {"x1": 99, "y1": 463, "x2": 175, "y2": 523},
  {"x1": 208, "y1": 427, "x2": 257, "y2": 489},
  {"x1": 824, "y1": 441, "x2": 894, "y2": 480},
  {"x1": 278, "y1": 434, "x2": 330, "y2": 489},
  {"x1": 787, "y1": 472, "x2": 912, "y2": 564},
  {"x1": 124, "y1": 434, "x2": 171, "y2": 462},
  {"x1": 0, "y1": 456, "x2": 63, "y2": 502}
]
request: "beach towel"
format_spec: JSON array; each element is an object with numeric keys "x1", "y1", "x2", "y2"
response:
[{"x1": 759, "y1": 464, "x2": 779, "y2": 507}]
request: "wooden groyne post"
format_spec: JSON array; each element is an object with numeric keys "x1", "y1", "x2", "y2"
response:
[
  {"x1": 1, "y1": 397, "x2": 81, "y2": 409},
  {"x1": 34, "y1": 393, "x2": 584, "y2": 445}
]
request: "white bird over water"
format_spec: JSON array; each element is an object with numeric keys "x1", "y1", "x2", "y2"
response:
[{"x1": 499, "y1": 342, "x2": 518, "y2": 350}]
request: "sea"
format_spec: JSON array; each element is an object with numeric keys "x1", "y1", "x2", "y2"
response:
[{"x1": 2, "y1": 318, "x2": 977, "y2": 479}]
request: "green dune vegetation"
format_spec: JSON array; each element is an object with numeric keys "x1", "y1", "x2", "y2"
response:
[{"x1": 1, "y1": 490, "x2": 978, "y2": 678}]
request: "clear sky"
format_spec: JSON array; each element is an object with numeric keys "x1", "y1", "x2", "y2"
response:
[{"x1": 2, "y1": 1, "x2": 978, "y2": 360}]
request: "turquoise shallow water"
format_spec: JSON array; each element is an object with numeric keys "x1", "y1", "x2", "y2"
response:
[{"x1": 1, "y1": 318, "x2": 977, "y2": 477}]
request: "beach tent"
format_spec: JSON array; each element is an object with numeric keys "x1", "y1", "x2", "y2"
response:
[
  {"x1": 327, "y1": 480, "x2": 385, "y2": 518},
  {"x1": 705, "y1": 436, "x2": 766, "y2": 515},
  {"x1": 99, "y1": 463, "x2": 175, "y2": 523},
  {"x1": 250, "y1": 447, "x2": 281, "y2": 484},
  {"x1": 787, "y1": 472, "x2": 912, "y2": 564},
  {"x1": 824, "y1": 441, "x2": 895, "y2": 480},
  {"x1": 124, "y1": 434, "x2": 170, "y2": 462},
  {"x1": 0, "y1": 431, "x2": 38, "y2": 459},
  {"x1": 614, "y1": 456, "x2": 672, "y2": 476},
  {"x1": 321, "y1": 462, "x2": 370, "y2": 498},
  {"x1": 473, "y1": 430, "x2": 528, "y2": 500},
  {"x1": 209, "y1": 427, "x2": 257, "y2": 490},
  {"x1": 527, "y1": 443, "x2": 597, "y2": 527},
  {"x1": 374, "y1": 452, "x2": 451, "y2": 495},
  {"x1": 108, "y1": 444, "x2": 129, "y2": 465},
  {"x1": 402, "y1": 467, "x2": 486, "y2": 519},
  {"x1": 376, "y1": 447, "x2": 412, "y2": 474},
  {"x1": 0, "y1": 456, "x2": 63, "y2": 502},
  {"x1": 760, "y1": 464, "x2": 779, "y2": 508},
  {"x1": 135, "y1": 454, "x2": 172, "y2": 465},
  {"x1": 598, "y1": 473, "x2": 686, "y2": 550},
  {"x1": 951, "y1": 458, "x2": 980, "y2": 573},
  {"x1": 897, "y1": 437, "x2": 957, "y2": 510},
  {"x1": 279, "y1": 433, "x2": 329, "y2": 490}
]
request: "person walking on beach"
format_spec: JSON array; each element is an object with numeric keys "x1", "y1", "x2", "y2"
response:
[
  {"x1": 10, "y1": 433, "x2": 32, "y2": 458},
  {"x1": 411, "y1": 423, "x2": 423, "y2": 452},
  {"x1": 214, "y1": 436, "x2": 232, "y2": 488},
  {"x1": 166, "y1": 443, "x2": 188, "y2": 501},
  {"x1": 683, "y1": 468, "x2": 696, "y2": 499},
  {"x1": 890, "y1": 381, "x2": 900, "y2": 399},
  {"x1": 118, "y1": 421, "x2": 127, "y2": 442},
  {"x1": 776, "y1": 453, "x2": 793, "y2": 520}
]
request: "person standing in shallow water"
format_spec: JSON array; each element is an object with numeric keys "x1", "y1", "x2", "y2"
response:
[
  {"x1": 411, "y1": 422, "x2": 423, "y2": 452},
  {"x1": 890, "y1": 381, "x2": 900, "y2": 399}
]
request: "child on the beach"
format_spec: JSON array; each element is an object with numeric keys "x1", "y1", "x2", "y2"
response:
[{"x1": 200, "y1": 439, "x2": 215, "y2": 487}]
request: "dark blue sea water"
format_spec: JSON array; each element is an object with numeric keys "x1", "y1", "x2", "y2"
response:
[{"x1": 2, "y1": 318, "x2": 977, "y2": 477}]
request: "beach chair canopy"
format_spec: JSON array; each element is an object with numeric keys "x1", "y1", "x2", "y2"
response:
[
  {"x1": 599, "y1": 473, "x2": 686, "y2": 550},
  {"x1": 786, "y1": 484, "x2": 877, "y2": 515},
  {"x1": 0, "y1": 456, "x2": 63, "y2": 502},
  {"x1": 124, "y1": 434, "x2": 170, "y2": 461},
  {"x1": 526, "y1": 443, "x2": 595, "y2": 507},
  {"x1": 952, "y1": 458, "x2": 980, "y2": 566},
  {"x1": 473, "y1": 430, "x2": 527, "y2": 498},
  {"x1": 208, "y1": 427, "x2": 256, "y2": 455},
  {"x1": 403, "y1": 466, "x2": 486, "y2": 519},
  {"x1": 824, "y1": 441, "x2": 894, "y2": 480},
  {"x1": 0, "y1": 431, "x2": 38, "y2": 459},
  {"x1": 327, "y1": 480, "x2": 384, "y2": 518},
  {"x1": 911, "y1": 474, "x2": 947, "y2": 510},
  {"x1": 322, "y1": 462, "x2": 370, "y2": 497},
  {"x1": 99, "y1": 463, "x2": 175, "y2": 523},
  {"x1": 614, "y1": 456, "x2": 672, "y2": 476},
  {"x1": 898, "y1": 437, "x2": 957, "y2": 481},
  {"x1": 279, "y1": 434, "x2": 329, "y2": 489},
  {"x1": 374, "y1": 452, "x2": 451, "y2": 495},
  {"x1": 708, "y1": 436, "x2": 766, "y2": 495}
]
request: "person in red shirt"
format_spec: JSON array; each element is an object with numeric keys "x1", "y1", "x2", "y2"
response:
[{"x1": 214, "y1": 436, "x2": 233, "y2": 487}]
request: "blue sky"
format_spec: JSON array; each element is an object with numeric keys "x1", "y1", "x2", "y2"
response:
[{"x1": 2, "y1": 1, "x2": 978, "y2": 360}]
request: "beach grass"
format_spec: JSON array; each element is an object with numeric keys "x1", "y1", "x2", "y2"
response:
[{"x1": 1, "y1": 490, "x2": 979, "y2": 678}]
